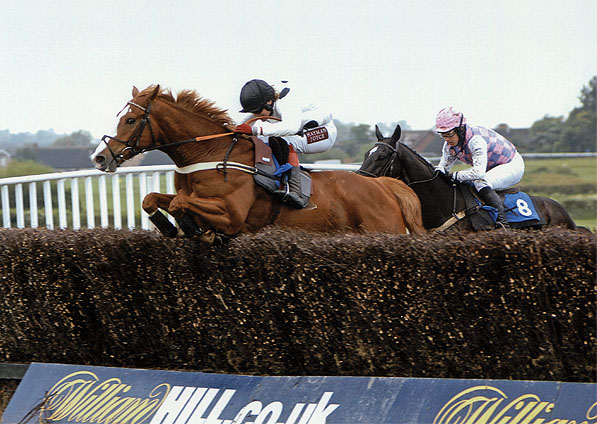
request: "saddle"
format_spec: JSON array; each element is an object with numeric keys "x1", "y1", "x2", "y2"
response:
[
  {"x1": 251, "y1": 136, "x2": 312, "y2": 199},
  {"x1": 461, "y1": 185, "x2": 546, "y2": 230}
]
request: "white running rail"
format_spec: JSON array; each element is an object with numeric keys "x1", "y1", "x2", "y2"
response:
[
  {"x1": 2, "y1": 152, "x2": 593, "y2": 231},
  {"x1": 0, "y1": 163, "x2": 359, "y2": 230}
]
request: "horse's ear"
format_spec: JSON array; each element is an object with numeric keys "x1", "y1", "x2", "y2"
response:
[
  {"x1": 391, "y1": 124, "x2": 402, "y2": 143},
  {"x1": 132, "y1": 86, "x2": 139, "y2": 97},
  {"x1": 375, "y1": 125, "x2": 384, "y2": 141},
  {"x1": 150, "y1": 84, "x2": 160, "y2": 100}
]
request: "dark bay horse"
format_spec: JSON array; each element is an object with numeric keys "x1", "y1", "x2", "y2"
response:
[
  {"x1": 357, "y1": 124, "x2": 577, "y2": 232},
  {"x1": 92, "y1": 86, "x2": 424, "y2": 242}
]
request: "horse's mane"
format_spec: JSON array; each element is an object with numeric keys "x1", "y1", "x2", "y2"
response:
[
  {"x1": 398, "y1": 142, "x2": 452, "y2": 183},
  {"x1": 399, "y1": 142, "x2": 434, "y2": 169},
  {"x1": 145, "y1": 86, "x2": 234, "y2": 127}
]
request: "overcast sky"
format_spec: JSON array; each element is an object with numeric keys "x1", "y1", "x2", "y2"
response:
[{"x1": 1, "y1": 0, "x2": 595, "y2": 138}]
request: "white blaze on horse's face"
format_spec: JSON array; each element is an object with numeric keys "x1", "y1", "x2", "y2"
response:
[
  {"x1": 91, "y1": 139, "x2": 118, "y2": 173},
  {"x1": 368, "y1": 146, "x2": 379, "y2": 156}
]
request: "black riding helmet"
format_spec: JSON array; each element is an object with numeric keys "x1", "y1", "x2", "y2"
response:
[{"x1": 239, "y1": 79, "x2": 275, "y2": 113}]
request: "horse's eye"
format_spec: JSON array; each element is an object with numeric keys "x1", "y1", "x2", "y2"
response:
[{"x1": 126, "y1": 118, "x2": 135, "y2": 125}]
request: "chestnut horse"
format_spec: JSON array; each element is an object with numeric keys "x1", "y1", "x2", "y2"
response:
[
  {"x1": 92, "y1": 86, "x2": 424, "y2": 242},
  {"x1": 358, "y1": 124, "x2": 577, "y2": 232}
]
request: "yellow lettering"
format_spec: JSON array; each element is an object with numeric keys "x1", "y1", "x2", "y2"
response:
[
  {"x1": 80, "y1": 381, "x2": 130, "y2": 420},
  {"x1": 587, "y1": 402, "x2": 597, "y2": 422},
  {"x1": 435, "y1": 386, "x2": 590, "y2": 424},
  {"x1": 37, "y1": 371, "x2": 170, "y2": 424},
  {"x1": 519, "y1": 402, "x2": 552, "y2": 424},
  {"x1": 434, "y1": 386, "x2": 507, "y2": 424},
  {"x1": 43, "y1": 372, "x2": 100, "y2": 419}
]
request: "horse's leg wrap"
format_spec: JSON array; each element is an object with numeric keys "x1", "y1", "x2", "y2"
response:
[
  {"x1": 176, "y1": 212, "x2": 205, "y2": 236},
  {"x1": 148, "y1": 210, "x2": 178, "y2": 238}
]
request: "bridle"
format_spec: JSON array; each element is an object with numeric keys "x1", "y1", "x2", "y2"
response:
[
  {"x1": 100, "y1": 101, "x2": 158, "y2": 165},
  {"x1": 100, "y1": 99, "x2": 239, "y2": 166},
  {"x1": 359, "y1": 141, "x2": 444, "y2": 187},
  {"x1": 357, "y1": 142, "x2": 399, "y2": 178},
  {"x1": 358, "y1": 140, "x2": 473, "y2": 231},
  {"x1": 99, "y1": 101, "x2": 289, "y2": 183}
]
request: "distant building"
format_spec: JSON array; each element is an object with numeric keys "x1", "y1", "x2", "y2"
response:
[
  {"x1": 403, "y1": 125, "x2": 532, "y2": 159},
  {"x1": 30, "y1": 147, "x2": 96, "y2": 170}
]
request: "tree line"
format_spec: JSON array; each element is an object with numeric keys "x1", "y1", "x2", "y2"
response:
[{"x1": 305, "y1": 76, "x2": 596, "y2": 163}]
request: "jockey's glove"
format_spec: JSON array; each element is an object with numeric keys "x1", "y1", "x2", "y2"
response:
[
  {"x1": 446, "y1": 171, "x2": 458, "y2": 182},
  {"x1": 232, "y1": 123, "x2": 253, "y2": 135}
]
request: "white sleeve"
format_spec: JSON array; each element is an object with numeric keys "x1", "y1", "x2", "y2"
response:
[
  {"x1": 250, "y1": 97, "x2": 304, "y2": 137},
  {"x1": 455, "y1": 135, "x2": 487, "y2": 182},
  {"x1": 435, "y1": 143, "x2": 456, "y2": 172}
]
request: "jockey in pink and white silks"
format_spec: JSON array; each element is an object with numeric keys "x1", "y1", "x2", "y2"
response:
[
  {"x1": 434, "y1": 107, "x2": 525, "y2": 229},
  {"x1": 231, "y1": 79, "x2": 337, "y2": 209}
]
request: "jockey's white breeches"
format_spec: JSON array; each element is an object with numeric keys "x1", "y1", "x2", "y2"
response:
[{"x1": 474, "y1": 152, "x2": 525, "y2": 191}]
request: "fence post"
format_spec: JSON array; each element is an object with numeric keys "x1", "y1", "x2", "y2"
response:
[
  {"x1": 29, "y1": 182, "x2": 38, "y2": 228},
  {"x1": 2, "y1": 185, "x2": 10, "y2": 228},
  {"x1": 15, "y1": 184, "x2": 24, "y2": 228},
  {"x1": 71, "y1": 178, "x2": 80, "y2": 230},
  {"x1": 43, "y1": 180, "x2": 53, "y2": 229}
]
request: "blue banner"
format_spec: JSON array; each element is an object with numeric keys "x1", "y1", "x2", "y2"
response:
[{"x1": 3, "y1": 363, "x2": 596, "y2": 424}]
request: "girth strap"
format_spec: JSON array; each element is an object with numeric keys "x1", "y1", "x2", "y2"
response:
[{"x1": 175, "y1": 161, "x2": 254, "y2": 174}]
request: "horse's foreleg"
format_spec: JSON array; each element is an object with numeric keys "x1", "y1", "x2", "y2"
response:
[
  {"x1": 143, "y1": 192, "x2": 178, "y2": 237},
  {"x1": 143, "y1": 192, "x2": 176, "y2": 214},
  {"x1": 168, "y1": 194, "x2": 246, "y2": 236}
]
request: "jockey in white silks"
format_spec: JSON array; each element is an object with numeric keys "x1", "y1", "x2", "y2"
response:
[
  {"x1": 434, "y1": 106, "x2": 525, "y2": 229},
  {"x1": 231, "y1": 79, "x2": 337, "y2": 209}
]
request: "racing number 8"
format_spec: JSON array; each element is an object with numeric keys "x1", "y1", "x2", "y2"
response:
[{"x1": 516, "y1": 199, "x2": 532, "y2": 216}]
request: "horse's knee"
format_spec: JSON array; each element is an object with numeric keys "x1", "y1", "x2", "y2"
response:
[{"x1": 142, "y1": 193, "x2": 159, "y2": 214}]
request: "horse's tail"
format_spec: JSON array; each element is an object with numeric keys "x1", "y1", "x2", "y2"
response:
[{"x1": 380, "y1": 177, "x2": 425, "y2": 234}]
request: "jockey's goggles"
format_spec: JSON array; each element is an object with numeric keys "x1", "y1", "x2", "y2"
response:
[{"x1": 438, "y1": 128, "x2": 458, "y2": 139}]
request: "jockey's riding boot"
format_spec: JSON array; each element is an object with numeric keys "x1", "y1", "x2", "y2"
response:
[
  {"x1": 275, "y1": 166, "x2": 309, "y2": 209},
  {"x1": 479, "y1": 186, "x2": 511, "y2": 230},
  {"x1": 269, "y1": 136, "x2": 289, "y2": 165}
]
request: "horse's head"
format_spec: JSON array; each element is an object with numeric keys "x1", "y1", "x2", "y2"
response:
[
  {"x1": 92, "y1": 85, "x2": 161, "y2": 172},
  {"x1": 357, "y1": 124, "x2": 403, "y2": 179}
]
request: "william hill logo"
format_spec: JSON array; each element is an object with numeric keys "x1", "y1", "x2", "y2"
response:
[
  {"x1": 39, "y1": 371, "x2": 168, "y2": 423},
  {"x1": 433, "y1": 386, "x2": 597, "y2": 424}
]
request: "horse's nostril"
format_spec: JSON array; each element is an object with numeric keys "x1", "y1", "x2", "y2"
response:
[{"x1": 94, "y1": 156, "x2": 104, "y2": 164}]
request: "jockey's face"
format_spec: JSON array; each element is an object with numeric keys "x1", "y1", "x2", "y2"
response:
[
  {"x1": 439, "y1": 128, "x2": 459, "y2": 147},
  {"x1": 254, "y1": 100, "x2": 274, "y2": 116}
]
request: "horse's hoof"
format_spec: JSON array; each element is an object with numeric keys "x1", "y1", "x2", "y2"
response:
[{"x1": 199, "y1": 230, "x2": 216, "y2": 244}]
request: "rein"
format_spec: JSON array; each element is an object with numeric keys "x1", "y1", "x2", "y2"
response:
[
  {"x1": 102, "y1": 98, "x2": 241, "y2": 169},
  {"x1": 102, "y1": 102, "x2": 286, "y2": 181},
  {"x1": 363, "y1": 141, "x2": 474, "y2": 232}
]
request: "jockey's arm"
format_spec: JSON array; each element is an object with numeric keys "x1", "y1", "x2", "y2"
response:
[
  {"x1": 454, "y1": 136, "x2": 488, "y2": 182},
  {"x1": 250, "y1": 97, "x2": 304, "y2": 137},
  {"x1": 436, "y1": 143, "x2": 456, "y2": 172}
]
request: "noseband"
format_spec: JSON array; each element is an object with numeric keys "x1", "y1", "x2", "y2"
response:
[
  {"x1": 100, "y1": 101, "x2": 158, "y2": 165},
  {"x1": 357, "y1": 142, "x2": 399, "y2": 178},
  {"x1": 358, "y1": 142, "x2": 443, "y2": 187}
]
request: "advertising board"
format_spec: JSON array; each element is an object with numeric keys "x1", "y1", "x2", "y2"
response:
[{"x1": 3, "y1": 363, "x2": 595, "y2": 424}]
